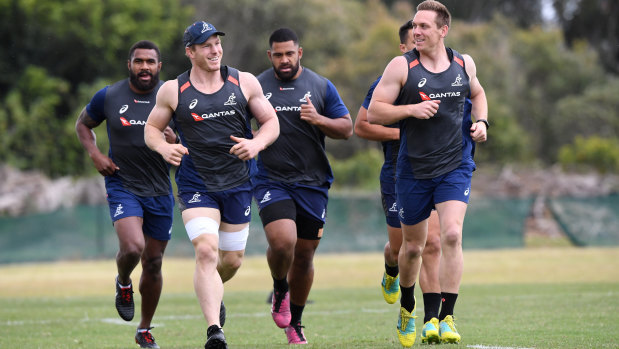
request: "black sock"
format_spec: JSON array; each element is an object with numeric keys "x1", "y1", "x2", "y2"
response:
[
  {"x1": 385, "y1": 263, "x2": 399, "y2": 277},
  {"x1": 290, "y1": 302, "x2": 305, "y2": 325},
  {"x1": 273, "y1": 277, "x2": 288, "y2": 293},
  {"x1": 422, "y1": 293, "x2": 442, "y2": 323},
  {"x1": 439, "y1": 292, "x2": 458, "y2": 320},
  {"x1": 399, "y1": 283, "x2": 416, "y2": 313}
]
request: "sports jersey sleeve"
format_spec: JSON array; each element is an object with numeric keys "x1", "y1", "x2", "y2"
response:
[
  {"x1": 362, "y1": 76, "x2": 382, "y2": 109},
  {"x1": 323, "y1": 80, "x2": 349, "y2": 119},
  {"x1": 85, "y1": 86, "x2": 108, "y2": 123}
]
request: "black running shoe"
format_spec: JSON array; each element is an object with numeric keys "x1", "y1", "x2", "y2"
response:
[
  {"x1": 115, "y1": 276, "x2": 134, "y2": 321},
  {"x1": 220, "y1": 300, "x2": 226, "y2": 328},
  {"x1": 205, "y1": 324, "x2": 227, "y2": 349},
  {"x1": 135, "y1": 327, "x2": 160, "y2": 348}
]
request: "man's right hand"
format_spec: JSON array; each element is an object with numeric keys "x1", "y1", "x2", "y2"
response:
[
  {"x1": 156, "y1": 143, "x2": 188, "y2": 166},
  {"x1": 91, "y1": 153, "x2": 119, "y2": 176}
]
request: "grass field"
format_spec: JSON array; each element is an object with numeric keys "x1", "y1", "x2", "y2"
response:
[{"x1": 1, "y1": 247, "x2": 618, "y2": 348}]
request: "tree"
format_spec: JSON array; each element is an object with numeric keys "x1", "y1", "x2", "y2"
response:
[{"x1": 553, "y1": 0, "x2": 619, "y2": 75}]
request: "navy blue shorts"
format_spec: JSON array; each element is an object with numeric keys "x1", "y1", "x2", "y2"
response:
[
  {"x1": 380, "y1": 180, "x2": 400, "y2": 228},
  {"x1": 396, "y1": 163, "x2": 473, "y2": 226},
  {"x1": 106, "y1": 187, "x2": 174, "y2": 241},
  {"x1": 177, "y1": 181, "x2": 253, "y2": 224},
  {"x1": 253, "y1": 180, "x2": 329, "y2": 224}
]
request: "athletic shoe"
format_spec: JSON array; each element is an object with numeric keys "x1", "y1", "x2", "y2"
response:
[
  {"x1": 115, "y1": 276, "x2": 134, "y2": 321},
  {"x1": 285, "y1": 321, "x2": 308, "y2": 344},
  {"x1": 381, "y1": 272, "x2": 400, "y2": 304},
  {"x1": 205, "y1": 325, "x2": 227, "y2": 349},
  {"x1": 421, "y1": 317, "x2": 440, "y2": 344},
  {"x1": 439, "y1": 315, "x2": 461, "y2": 344},
  {"x1": 271, "y1": 290, "x2": 291, "y2": 328},
  {"x1": 396, "y1": 303, "x2": 417, "y2": 347},
  {"x1": 220, "y1": 300, "x2": 226, "y2": 328},
  {"x1": 135, "y1": 327, "x2": 160, "y2": 348}
]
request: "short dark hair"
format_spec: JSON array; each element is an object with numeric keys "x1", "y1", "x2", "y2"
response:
[
  {"x1": 399, "y1": 20, "x2": 414, "y2": 44},
  {"x1": 128, "y1": 40, "x2": 161, "y2": 61},
  {"x1": 269, "y1": 28, "x2": 299, "y2": 47}
]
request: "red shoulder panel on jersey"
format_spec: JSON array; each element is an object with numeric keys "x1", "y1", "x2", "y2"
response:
[
  {"x1": 227, "y1": 75, "x2": 239, "y2": 86},
  {"x1": 180, "y1": 81, "x2": 191, "y2": 93},
  {"x1": 454, "y1": 56, "x2": 464, "y2": 67},
  {"x1": 409, "y1": 59, "x2": 419, "y2": 69}
]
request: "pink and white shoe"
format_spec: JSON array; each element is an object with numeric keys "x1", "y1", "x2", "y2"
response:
[
  {"x1": 271, "y1": 290, "x2": 291, "y2": 328},
  {"x1": 285, "y1": 322, "x2": 308, "y2": 344}
]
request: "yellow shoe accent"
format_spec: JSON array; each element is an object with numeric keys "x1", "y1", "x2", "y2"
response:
[
  {"x1": 439, "y1": 315, "x2": 461, "y2": 344},
  {"x1": 381, "y1": 272, "x2": 400, "y2": 304},
  {"x1": 396, "y1": 301, "x2": 417, "y2": 347},
  {"x1": 421, "y1": 317, "x2": 440, "y2": 344}
]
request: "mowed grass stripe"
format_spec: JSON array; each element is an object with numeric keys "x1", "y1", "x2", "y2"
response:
[
  {"x1": 1, "y1": 247, "x2": 618, "y2": 348},
  {"x1": 1, "y1": 247, "x2": 618, "y2": 298}
]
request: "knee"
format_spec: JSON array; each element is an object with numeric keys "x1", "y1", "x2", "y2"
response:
[
  {"x1": 119, "y1": 243, "x2": 143, "y2": 261},
  {"x1": 269, "y1": 236, "x2": 295, "y2": 256},
  {"x1": 385, "y1": 242, "x2": 399, "y2": 258},
  {"x1": 194, "y1": 243, "x2": 218, "y2": 265},
  {"x1": 442, "y1": 227, "x2": 462, "y2": 249},
  {"x1": 142, "y1": 254, "x2": 163, "y2": 275},
  {"x1": 293, "y1": 248, "x2": 316, "y2": 270},
  {"x1": 220, "y1": 253, "x2": 243, "y2": 272},
  {"x1": 402, "y1": 241, "x2": 424, "y2": 260},
  {"x1": 423, "y1": 234, "x2": 441, "y2": 257}
]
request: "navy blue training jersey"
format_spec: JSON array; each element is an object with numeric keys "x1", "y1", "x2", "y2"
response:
[
  {"x1": 87, "y1": 79, "x2": 171, "y2": 196},
  {"x1": 256, "y1": 67, "x2": 349, "y2": 187},
  {"x1": 396, "y1": 48, "x2": 474, "y2": 180},
  {"x1": 173, "y1": 67, "x2": 254, "y2": 192}
]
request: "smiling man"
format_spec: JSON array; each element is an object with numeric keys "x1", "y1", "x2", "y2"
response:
[
  {"x1": 144, "y1": 21, "x2": 279, "y2": 349},
  {"x1": 368, "y1": 0, "x2": 489, "y2": 346}
]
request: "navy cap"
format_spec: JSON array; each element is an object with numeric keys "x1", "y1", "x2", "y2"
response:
[{"x1": 183, "y1": 21, "x2": 225, "y2": 47}]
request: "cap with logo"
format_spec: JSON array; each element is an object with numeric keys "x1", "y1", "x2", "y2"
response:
[{"x1": 183, "y1": 21, "x2": 225, "y2": 47}]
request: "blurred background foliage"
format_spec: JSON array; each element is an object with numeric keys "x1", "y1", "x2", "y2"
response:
[{"x1": 0, "y1": 0, "x2": 617, "y2": 186}]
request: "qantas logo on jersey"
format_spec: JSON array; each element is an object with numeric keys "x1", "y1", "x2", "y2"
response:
[
  {"x1": 119, "y1": 105, "x2": 129, "y2": 114},
  {"x1": 279, "y1": 87, "x2": 294, "y2": 91},
  {"x1": 120, "y1": 117, "x2": 146, "y2": 126},
  {"x1": 274, "y1": 105, "x2": 301, "y2": 112},
  {"x1": 133, "y1": 99, "x2": 150, "y2": 104},
  {"x1": 189, "y1": 99, "x2": 198, "y2": 109},
  {"x1": 191, "y1": 110, "x2": 237, "y2": 121},
  {"x1": 224, "y1": 93, "x2": 237, "y2": 106},
  {"x1": 429, "y1": 91, "x2": 461, "y2": 98},
  {"x1": 420, "y1": 91, "x2": 461, "y2": 100}
]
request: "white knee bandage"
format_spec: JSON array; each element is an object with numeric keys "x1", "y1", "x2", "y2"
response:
[
  {"x1": 219, "y1": 226, "x2": 249, "y2": 251},
  {"x1": 185, "y1": 217, "x2": 219, "y2": 241}
]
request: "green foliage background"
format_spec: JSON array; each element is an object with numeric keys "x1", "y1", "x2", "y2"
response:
[{"x1": 0, "y1": 0, "x2": 617, "y2": 184}]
